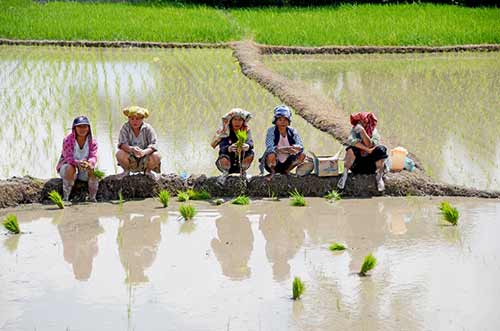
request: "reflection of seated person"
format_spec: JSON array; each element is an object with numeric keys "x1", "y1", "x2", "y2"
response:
[
  {"x1": 118, "y1": 215, "x2": 161, "y2": 284},
  {"x1": 58, "y1": 217, "x2": 104, "y2": 281},
  {"x1": 259, "y1": 213, "x2": 305, "y2": 282},
  {"x1": 211, "y1": 212, "x2": 254, "y2": 280}
]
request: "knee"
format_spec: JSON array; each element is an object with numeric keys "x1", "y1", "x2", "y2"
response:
[
  {"x1": 297, "y1": 153, "x2": 306, "y2": 162},
  {"x1": 149, "y1": 152, "x2": 161, "y2": 165},
  {"x1": 266, "y1": 153, "x2": 276, "y2": 163},
  {"x1": 116, "y1": 150, "x2": 128, "y2": 162},
  {"x1": 243, "y1": 155, "x2": 254, "y2": 164},
  {"x1": 219, "y1": 157, "x2": 230, "y2": 168},
  {"x1": 64, "y1": 165, "x2": 76, "y2": 180}
]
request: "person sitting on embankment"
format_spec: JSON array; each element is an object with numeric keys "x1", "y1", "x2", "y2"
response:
[
  {"x1": 259, "y1": 105, "x2": 305, "y2": 179},
  {"x1": 211, "y1": 108, "x2": 254, "y2": 181},
  {"x1": 56, "y1": 115, "x2": 99, "y2": 202},
  {"x1": 115, "y1": 106, "x2": 162, "y2": 181},
  {"x1": 337, "y1": 112, "x2": 388, "y2": 192}
]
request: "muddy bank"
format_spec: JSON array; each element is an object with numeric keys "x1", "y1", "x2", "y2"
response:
[{"x1": 1, "y1": 173, "x2": 499, "y2": 207}]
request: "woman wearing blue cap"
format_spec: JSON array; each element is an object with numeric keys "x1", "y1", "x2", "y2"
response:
[
  {"x1": 56, "y1": 115, "x2": 99, "y2": 202},
  {"x1": 259, "y1": 105, "x2": 305, "y2": 178}
]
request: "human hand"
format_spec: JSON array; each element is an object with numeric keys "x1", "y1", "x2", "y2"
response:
[
  {"x1": 228, "y1": 144, "x2": 238, "y2": 153},
  {"x1": 354, "y1": 124, "x2": 365, "y2": 134},
  {"x1": 241, "y1": 143, "x2": 250, "y2": 152},
  {"x1": 290, "y1": 146, "x2": 302, "y2": 155},
  {"x1": 78, "y1": 160, "x2": 91, "y2": 170},
  {"x1": 367, "y1": 147, "x2": 376, "y2": 154}
]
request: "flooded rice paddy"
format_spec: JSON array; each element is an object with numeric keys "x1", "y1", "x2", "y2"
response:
[
  {"x1": 265, "y1": 52, "x2": 500, "y2": 190},
  {"x1": 2, "y1": 197, "x2": 500, "y2": 330},
  {"x1": 0, "y1": 45, "x2": 337, "y2": 179}
]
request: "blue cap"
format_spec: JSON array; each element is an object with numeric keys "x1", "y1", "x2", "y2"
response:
[
  {"x1": 72, "y1": 116, "x2": 90, "y2": 128},
  {"x1": 272, "y1": 105, "x2": 292, "y2": 124}
]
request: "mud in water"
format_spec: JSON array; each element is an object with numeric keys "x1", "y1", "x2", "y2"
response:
[{"x1": 1, "y1": 197, "x2": 500, "y2": 330}]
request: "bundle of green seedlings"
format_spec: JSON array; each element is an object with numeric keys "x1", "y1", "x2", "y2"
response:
[
  {"x1": 235, "y1": 130, "x2": 248, "y2": 175},
  {"x1": 93, "y1": 167, "x2": 105, "y2": 180},
  {"x1": 48, "y1": 190, "x2": 64, "y2": 209},
  {"x1": 359, "y1": 253, "x2": 377, "y2": 277},
  {"x1": 325, "y1": 189, "x2": 342, "y2": 202},
  {"x1": 118, "y1": 191, "x2": 125, "y2": 205},
  {"x1": 439, "y1": 201, "x2": 459, "y2": 226},
  {"x1": 187, "y1": 189, "x2": 211, "y2": 200},
  {"x1": 289, "y1": 189, "x2": 306, "y2": 207},
  {"x1": 292, "y1": 276, "x2": 305, "y2": 300},
  {"x1": 177, "y1": 191, "x2": 190, "y2": 202},
  {"x1": 3, "y1": 214, "x2": 20, "y2": 234},
  {"x1": 329, "y1": 242, "x2": 346, "y2": 251},
  {"x1": 157, "y1": 190, "x2": 170, "y2": 208},
  {"x1": 231, "y1": 195, "x2": 250, "y2": 205},
  {"x1": 179, "y1": 204, "x2": 197, "y2": 221}
]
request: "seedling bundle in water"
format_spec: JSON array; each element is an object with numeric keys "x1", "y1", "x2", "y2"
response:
[
  {"x1": 439, "y1": 201, "x2": 459, "y2": 225},
  {"x1": 177, "y1": 191, "x2": 190, "y2": 202},
  {"x1": 93, "y1": 167, "x2": 105, "y2": 180},
  {"x1": 325, "y1": 189, "x2": 342, "y2": 202},
  {"x1": 329, "y1": 242, "x2": 346, "y2": 251},
  {"x1": 179, "y1": 204, "x2": 196, "y2": 220},
  {"x1": 359, "y1": 253, "x2": 377, "y2": 276},
  {"x1": 289, "y1": 189, "x2": 306, "y2": 206},
  {"x1": 232, "y1": 195, "x2": 250, "y2": 205},
  {"x1": 292, "y1": 277, "x2": 305, "y2": 300},
  {"x1": 157, "y1": 190, "x2": 170, "y2": 208},
  {"x1": 187, "y1": 189, "x2": 211, "y2": 200},
  {"x1": 49, "y1": 190, "x2": 64, "y2": 209},
  {"x1": 3, "y1": 214, "x2": 20, "y2": 234}
]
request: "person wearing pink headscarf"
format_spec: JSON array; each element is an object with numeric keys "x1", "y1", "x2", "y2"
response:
[{"x1": 337, "y1": 112, "x2": 388, "y2": 192}]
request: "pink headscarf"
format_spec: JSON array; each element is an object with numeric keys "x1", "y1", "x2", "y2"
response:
[{"x1": 350, "y1": 112, "x2": 378, "y2": 138}]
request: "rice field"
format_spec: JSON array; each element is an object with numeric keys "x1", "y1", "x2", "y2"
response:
[
  {"x1": 265, "y1": 52, "x2": 500, "y2": 190},
  {"x1": 0, "y1": 45, "x2": 338, "y2": 179}
]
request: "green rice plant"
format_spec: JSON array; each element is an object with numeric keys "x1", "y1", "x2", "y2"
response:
[
  {"x1": 93, "y1": 167, "x2": 105, "y2": 180},
  {"x1": 325, "y1": 189, "x2": 342, "y2": 202},
  {"x1": 289, "y1": 189, "x2": 306, "y2": 207},
  {"x1": 187, "y1": 189, "x2": 211, "y2": 200},
  {"x1": 359, "y1": 253, "x2": 377, "y2": 276},
  {"x1": 179, "y1": 204, "x2": 197, "y2": 221},
  {"x1": 292, "y1": 276, "x2": 305, "y2": 300},
  {"x1": 3, "y1": 214, "x2": 20, "y2": 234},
  {"x1": 118, "y1": 191, "x2": 125, "y2": 206},
  {"x1": 235, "y1": 130, "x2": 248, "y2": 149},
  {"x1": 177, "y1": 191, "x2": 190, "y2": 202},
  {"x1": 157, "y1": 190, "x2": 170, "y2": 208},
  {"x1": 329, "y1": 242, "x2": 346, "y2": 251},
  {"x1": 439, "y1": 201, "x2": 459, "y2": 226},
  {"x1": 231, "y1": 195, "x2": 250, "y2": 205},
  {"x1": 49, "y1": 190, "x2": 64, "y2": 209}
]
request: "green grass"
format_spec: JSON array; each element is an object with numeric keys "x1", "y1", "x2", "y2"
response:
[
  {"x1": 325, "y1": 189, "x2": 342, "y2": 202},
  {"x1": 329, "y1": 242, "x2": 346, "y2": 251},
  {"x1": 289, "y1": 189, "x2": 306, "y2": 207},
  {"x1": 93, "y1": 167, "x2": 105, "y2": 180},
  {"x1": 187, "y1": 189, "x2": 211, "y2": 200},
  {"x1": 439, "y1": 201, "x2": 459, "y2": 226},
  {"x1": 179, "y1": 204, "x2": 197, "y2": 220},
  {"x1": 1, "y1": 1, "x2": 499, "y2": 46},
  {"x1": 231, "y1": 195, "x2": 250, "y2": 205},
  {"x1": 3, "y1": 214, "x2": 20, "y2": 234},
  {"x1": 292, "y1": 276, "x2": 305, "y2": 300},
  {"x1": 359, "y1": 253, "x2": 377, "y2": 276},
  {"x1": 157, "y1": 190, "x2": 170, "y2": 208},
  {"x1": 48, "y1": 190, "x2": 64, "y2": 209},
  {"x1": 177, "y1": 191, "x2": 190, "y2": 202}
]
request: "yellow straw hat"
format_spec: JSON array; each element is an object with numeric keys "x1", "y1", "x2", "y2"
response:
[{"x1": 122, "y1": 106, "x2": 149, "y2": 119}]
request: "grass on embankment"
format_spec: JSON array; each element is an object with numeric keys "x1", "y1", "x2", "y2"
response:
[{"x1": 1, "y1": 0, "x2": 499, "y2": 46}]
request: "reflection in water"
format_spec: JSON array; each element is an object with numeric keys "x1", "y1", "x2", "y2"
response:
[
  {"x1": 266, "y1": 52, "x2": 500, "y2": 190},
  {"x1": 57, "y1": 215, "x2": 104, "y2": 281},
  {"x1": 259, "y1": 206, "x2": 306, "y2": 282},
  {"x1": 211, "y1": 207, "x2": 254, "y2": 280},
  {"x1": 3, "y1": 235, "x2": 20, "y2": 253},
  {"x1": 117, "y1": 213, "x2": 161, "y2": 284}
]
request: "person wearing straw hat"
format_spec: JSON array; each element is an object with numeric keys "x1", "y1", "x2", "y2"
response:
[
  {"x1": 56, "y1": 115, "x2": 99, "y2": 202},
  {"x1": 211, "y1": 108, "x2": 254, "y2": 180},
  {"x1": 116, "y1": 106, "x2": 161, "y2": 181},
  {"x1": 259, "y1": 105, "x2": 305, "y2": 179},
  {"x1": 337, "y1": 112, "x2": 388, "y2": 192}
]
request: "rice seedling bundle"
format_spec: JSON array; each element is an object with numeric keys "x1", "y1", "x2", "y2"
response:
[
  {"x1": 231, "y1": 195, "x2": 250, "y2": 205},
  {"x1": 93, "y1": 167, "x2": 105, "y2": 180},
  {"x1": 325, "y1": 190, "x2": 342, "y2": 202},
  {"x1": 329, "y1": 242, "x2": 346, "y2": 251},
  {"x1": 359, "y1": 253, "x2": 377, "y2": 276},
  {"x1": 187, "y1": 189, "x2": 211, "y2": 200},
  {"x1": 289, "y1": 189, "x2": 306, "y2": 207},
  {"x1": 292, "y1": 276, "x2": 305, "y2": 300},
  {"x1": 439, "y1": 201, "x2": 459, "y2": 225},
  {"x1": 49, "y1": 190, "x2": 64, "y2": 209},
  {"x1": 157, "y1": 190, "x2": 170, "y2": 208},
  {"x1": 3, "y1": 214, "x2": 20, "y2": 234},
  {"x1": 177, "y1": 191, "x2": 190, "y2": 202},
  {"x1": 179, "y1": 204, "x2": 197, "y2": 221}
]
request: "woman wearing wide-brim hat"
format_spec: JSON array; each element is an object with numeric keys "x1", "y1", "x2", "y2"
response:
[{"x1": 115, "y1": 106, "x2": 162, "y2": 180}]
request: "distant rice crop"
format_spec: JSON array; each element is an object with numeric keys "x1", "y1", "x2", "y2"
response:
[
  {"x1": 231, "y1": 195, "x2": 250, "y2": 205},
  {"x1": 187, "y1": 189, "x2": 211, "y2": 200},
  {"x1": 177, "y1": 191, "x2": 190, "y2": 202},
  {"x1": 329, "y1": 242, "x2": 346, "y2": 251}
]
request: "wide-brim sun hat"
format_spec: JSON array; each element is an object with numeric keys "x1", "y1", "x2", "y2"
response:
[
  {"x1": 72, "y1": 115, "x2": 90, "y2": 128},
  {"x1": 272, "y1": 105, "x2": 292, "y2": 124},
  {"x1": 123, "y1": 106, "x2": 149, "y2": 119}
]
